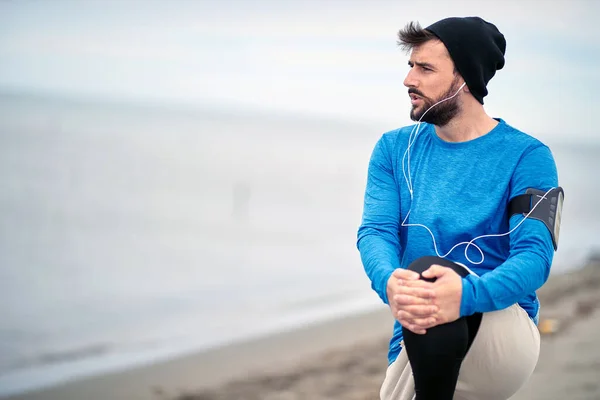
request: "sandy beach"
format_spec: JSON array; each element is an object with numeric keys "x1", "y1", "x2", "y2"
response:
[{"x1": 6, "y1": 257, "x2": 600, "y2": 400}]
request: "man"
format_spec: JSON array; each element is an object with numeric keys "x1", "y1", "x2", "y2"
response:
[{"x1": 357, "y1": 17, "x2": 563, "y2": 400}]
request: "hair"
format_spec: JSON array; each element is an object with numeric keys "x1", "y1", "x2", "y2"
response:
[
  {"x1": 397, "y1": 21, "x2": 458, "y2": 75},
  {"x1": 396, "y1": 21, "x2": 437, "y2": 53}
]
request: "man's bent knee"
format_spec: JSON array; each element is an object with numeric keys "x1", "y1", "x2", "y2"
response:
[{"x1": 407, "y1": 256, "x2": 471, "y2": 280}]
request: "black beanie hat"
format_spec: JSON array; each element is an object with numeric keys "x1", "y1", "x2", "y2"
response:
[{"x1": 425, "y1": 17, "x2": 506, "y2": 104}]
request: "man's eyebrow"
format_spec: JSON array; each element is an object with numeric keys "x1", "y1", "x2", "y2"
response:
[{"x1": 408, "y1": 61, "x2": 436, "y2": 70}]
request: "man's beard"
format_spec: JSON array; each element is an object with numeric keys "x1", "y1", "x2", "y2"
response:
[{"x1": 409, "y1": 78, "x2": 462, "y2": 126}]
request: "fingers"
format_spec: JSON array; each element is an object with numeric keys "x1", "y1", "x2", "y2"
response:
[
  {"x1": 396, "y1": 285, "x2": 435, "y2": 300},
  {"x1": 397, "y1": 279, "x2": 433, "y2": 289},
  {"x1": 398, "y1": 311, "x2": 437, "y2": 334},
  {"x1": 398, "y1": 314, "x2": 436, "y2": 329},
  {"x1": 393, "y1": 293, "x2": 432, "y2": 306},
  {"x1": 402, "y1": 323, "x2": 426, "y2": 335},
  {"x1": 398, "y1": 304, "x2": 439, "y2": 317},
  {"x1": 422, "y1": 264, "x2": 450, "y2": 279},
  {"x1": 392, "y1": 268, "x2": 420, "y2": 280}
]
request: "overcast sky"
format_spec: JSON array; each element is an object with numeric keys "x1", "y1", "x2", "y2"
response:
[{"x1": 0, "y1": 0, "x2": 598, "y2": 141}]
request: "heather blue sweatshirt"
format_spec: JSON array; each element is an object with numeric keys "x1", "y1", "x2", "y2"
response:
[{"x1": 357, "y1": 119, "x2": 558, "y2": 365}]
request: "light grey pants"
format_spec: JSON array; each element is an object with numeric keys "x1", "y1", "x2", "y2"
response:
[{"x1": 380, "y1": 304, "x2": 540, "y2": 400}]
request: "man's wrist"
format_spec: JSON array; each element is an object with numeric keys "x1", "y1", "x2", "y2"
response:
[
  {"x1": 381, "y1": 269, "x2": 395, "y2": 305},
  {"x1": 459, "y1": 275, "x2": 477, "y2": 317}
]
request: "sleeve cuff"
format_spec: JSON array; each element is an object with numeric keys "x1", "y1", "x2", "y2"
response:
[
  {"x1": 460, "y1": 275, "x2": 477, "y2": 317},
  {"x1": 378, "y1": 269, "x2": 395, "y2": 305}
]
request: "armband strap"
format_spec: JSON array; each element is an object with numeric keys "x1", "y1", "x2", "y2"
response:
[{"x1": 508, "y1": 187, "x2": 564, "y2": 251}]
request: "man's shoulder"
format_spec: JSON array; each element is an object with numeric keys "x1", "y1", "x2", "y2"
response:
[
  {"x1": 497, "y1": 120, "x2": 548, "y2": 150},
  {"x1": 382, "y1": 123, "x2": 424, "y2": 137},
  {"x1": 379, "y1": 123, "x2": 428, "y2": 146}
]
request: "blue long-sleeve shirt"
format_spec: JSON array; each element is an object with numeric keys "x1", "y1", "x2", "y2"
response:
[{"x1": 357, "y1": 119, "x2": 558, "y2": 365}]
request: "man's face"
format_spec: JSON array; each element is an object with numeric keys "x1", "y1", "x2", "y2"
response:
[{"x1": 403, "y1": 40, "x2": 462, "y2": 126}]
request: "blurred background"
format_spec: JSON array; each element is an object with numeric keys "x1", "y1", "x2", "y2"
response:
[{"x1": 0, "y1": 0, "x2": 598, "y2": 396}]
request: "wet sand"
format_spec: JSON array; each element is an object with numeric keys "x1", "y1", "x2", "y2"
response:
[{"x1": 6, "y1": 259, "x2": 600, "y2": 400}]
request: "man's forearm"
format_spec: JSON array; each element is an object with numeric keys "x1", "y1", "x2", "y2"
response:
[
  {"x1": 460, "y1": 250, "x2": 551, "y2": 316},
  {"x1": 357, "y1": 233, "x2": 399, "y2": 304}
]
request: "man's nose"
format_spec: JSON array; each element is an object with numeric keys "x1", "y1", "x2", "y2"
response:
[{"x1": 403, "y1": 69, "x2": 418, "y2": 88}]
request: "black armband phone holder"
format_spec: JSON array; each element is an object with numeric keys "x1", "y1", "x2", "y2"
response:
[{"x1": 508, "y1": 187, "x2": 564, "y2": 250}]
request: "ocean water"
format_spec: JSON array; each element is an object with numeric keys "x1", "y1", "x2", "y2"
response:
[{"x1": 0, "y1": 93, "x2": 598, "y2": 396}]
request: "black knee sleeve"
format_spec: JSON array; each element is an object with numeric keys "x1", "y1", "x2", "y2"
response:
[
  {"x1": 402, "y1": 256, "x2": 482, "y2": 400},
  {"x1": 407, "y1": 255, "x2": 472, "y2": 279}
]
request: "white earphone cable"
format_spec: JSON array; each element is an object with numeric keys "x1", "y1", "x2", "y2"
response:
[
  {"x1": 399, "y1": 82, "x2": 554, "y2": 264},
  {"x1": 401, "y1": 188, "x2": 554, "y2": 264},
  {"x1": 401, "y1": 82, "x2": 466, "y2": 200}
]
